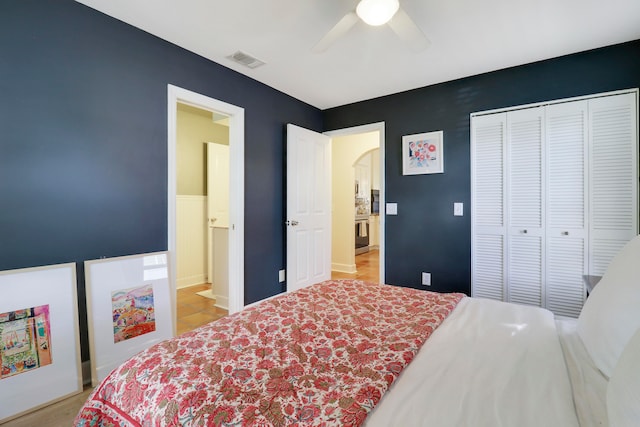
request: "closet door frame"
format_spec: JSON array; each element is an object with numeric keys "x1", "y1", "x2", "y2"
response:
[{"x1": 471, "y1": 88, "x2": 638, "y2": 314}]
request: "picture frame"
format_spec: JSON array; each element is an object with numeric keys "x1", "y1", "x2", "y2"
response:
[
  {"x1": 402, "y1": 130, "x2": 444, "y2": 175},
  {"x1": 85, "y1": 251, "x2": 174, "y2": 386},
  {"x1": 0, "y1": 263, "x2": 82, "y2": 423}
]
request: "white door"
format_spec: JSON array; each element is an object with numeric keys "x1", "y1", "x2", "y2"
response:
[
  {"x1": 472, "y1": 90, "x2": 638, "y2": 317},
  {"x1": 207, "y1": 142, "x2": 229, "y2": 299},
  {"x1": 545, "y1": 100, "x2": 588, "y2": 318},
  {"x1": 507, "y1": 107, "x2": 545, "y2": 307},
  {"x1": 286, "y1": 124, "x2": 332, "y2": 292},
  {"x1": 588, "y1": 92, "x2": 639, "y2": 275},
  {"x1": 471, "y1": 112, "x2": 507, "y2": 300},
  {"x1": 207, "y1": 142, "x2": 230, "y2": 229}
]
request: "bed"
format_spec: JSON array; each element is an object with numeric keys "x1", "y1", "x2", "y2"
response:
[{"x1": 74, "y1": 235, "x2": 640, "y2": 427}]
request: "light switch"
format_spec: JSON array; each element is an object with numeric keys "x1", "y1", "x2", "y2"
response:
[
  {"x1": 386, "y1": 203, "x2": 398, "y2": 215},
  {"x1": 454, "y1": 202, "x2": 464, "y2": 216}
]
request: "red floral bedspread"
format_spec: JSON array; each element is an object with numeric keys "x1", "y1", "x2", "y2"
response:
[{"x1": 75, "y1": 280, "x2": 464, "y2": 426}]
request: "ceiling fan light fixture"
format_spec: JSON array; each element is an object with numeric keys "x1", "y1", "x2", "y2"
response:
[{"x1": 356, "y1": 0, "x2": 400, "y2": 26}]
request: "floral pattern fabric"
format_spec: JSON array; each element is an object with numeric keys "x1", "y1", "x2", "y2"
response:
[{"x1": 75, "y1": 279, "x2": 464, "y2": 426}]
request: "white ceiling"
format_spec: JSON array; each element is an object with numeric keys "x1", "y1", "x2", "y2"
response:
[{"x1": 75, "y1": 0, "x2": 640, "y2": 110}]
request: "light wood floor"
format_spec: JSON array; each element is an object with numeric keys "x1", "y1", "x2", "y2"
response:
[
  {"x1": 3, "y1": 251, "x2": 379, "y2": 426},
  {"x1": 176, "y1": 283, "x2": 229, "y2": 335},
  {"x1": 332, "y1": 249, "x2": 380, "y2": 283}
]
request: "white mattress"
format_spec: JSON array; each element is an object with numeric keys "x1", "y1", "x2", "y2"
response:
[
  {"x1": 555, "y1": 317, "x2": 609, "y2": 427},
  {"x1": 366, "y1": 297, "x2": 580, "y2": 427}
]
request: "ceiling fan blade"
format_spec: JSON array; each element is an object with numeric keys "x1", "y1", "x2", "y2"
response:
[
  {"x1": 312, "y1": 11, "x2": 359, "y2": 53},
  {"x1": 388, "y1": 7, "x2": 430, "y2": 52}
]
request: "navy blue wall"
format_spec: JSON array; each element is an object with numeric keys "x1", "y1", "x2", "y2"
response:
[
  {"x1": 323, "y1": 40, "x2": 640, "y2": 295},
  {"x1": 0, "y1": 0, "x2": 322, "y2": 359}
]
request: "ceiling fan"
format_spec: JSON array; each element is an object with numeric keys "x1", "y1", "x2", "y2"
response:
[{"x1": 313, "y1": 0, "x2": 430, "y2": 53}]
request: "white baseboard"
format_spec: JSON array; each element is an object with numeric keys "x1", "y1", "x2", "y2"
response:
[
  {"x1": 331, "y1": 262, "x2": 357, "y2": 274},
  {"x1": 213, "y1": 294, "x2": 229, "y2": 310},
  {"x1": 177, "y1": 273, "x2": 207, "y2": 289}
]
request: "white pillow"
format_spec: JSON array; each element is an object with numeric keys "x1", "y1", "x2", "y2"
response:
[
  {"x1": 577, "y1": 234, "x2": 640, "y2": 378},
  {"x1": 607, "y1": 328, "x2": 640, "y2": 427}
]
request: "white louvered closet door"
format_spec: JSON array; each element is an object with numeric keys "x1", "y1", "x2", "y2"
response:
[
  {"x1": 507, "y1": 107, "x2": 545, "y2": 307},
  {"x1": 589, "y1": 93, "x2": 639, "y2": 275},
  {"x1": 545, "y1": 101, "x2": 588, "y2": 318},
  {"x1": 471, "y1": 113, "x2": 507, "y2": 301},
  {"x1": 472, "y1": 90, "x2": 638, "y2": 316}
]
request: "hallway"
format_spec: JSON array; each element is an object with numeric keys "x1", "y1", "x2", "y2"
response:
[{"x1": 331, "y1": 249, "x2": 379, "y2": 283}]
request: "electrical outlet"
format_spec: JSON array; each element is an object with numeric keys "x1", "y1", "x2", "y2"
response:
[
  {"x1": 422, "y1": 272, "x2": 431, "y2": 286},
  {"x1": 279, "y1": 269, "x2": 286, "y2": 283}
]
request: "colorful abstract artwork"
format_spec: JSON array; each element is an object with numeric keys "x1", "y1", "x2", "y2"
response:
[
  {"x1": 112, "y1": 284, "x2": 156, "y2": 343},
  {"x1": 408, "y1": 139, "x2": 438, "y2": 168},
  {"x1": 402, "y1": 131, "x2": 444, "y2": 175},
  {"x1": 0, "y1": 305, "x2": 52, "y2": 379}
]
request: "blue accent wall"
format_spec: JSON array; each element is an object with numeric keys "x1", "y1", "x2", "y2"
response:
[
  {"x1": 0, "y1": 0, "x2": 322, "y2": 360},
  {"x1": 323, "y1": 40, "x2": 640, "y2": 295}
]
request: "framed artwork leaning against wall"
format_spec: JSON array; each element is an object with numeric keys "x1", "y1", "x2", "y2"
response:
[
  {"x1": 85, "y1": 251, "x2": 174, "y2": 386},
  {"x1": 0, "y1": 263, "x2": 82, "y2": 423}
]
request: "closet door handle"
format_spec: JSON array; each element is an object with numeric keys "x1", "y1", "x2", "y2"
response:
[
  {"x1": 521, "y1": 229, "x2": 528, "y2": 234},
  {"x1": 561, "y1": 231, "x2": 569, "y2": 236}
]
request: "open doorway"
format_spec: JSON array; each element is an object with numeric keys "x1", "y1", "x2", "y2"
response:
[
  {"x1": 167, "y1": 85, "x2": 245, "y2": 335},
  {"x1": 172, "y1": 104, "x2": 230, "y2": 334},
  {"x1": 325, "y1": 123, "x2": 385, "y2": 284}
]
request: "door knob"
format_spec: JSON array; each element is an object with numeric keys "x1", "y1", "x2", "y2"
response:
[{"x1": 286, "y1": 220, "x2": 299, "y2": 226}]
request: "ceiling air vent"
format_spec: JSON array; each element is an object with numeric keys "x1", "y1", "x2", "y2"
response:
[{"x1": 227, "y1": 51, "x2": 265, "y2": 69}]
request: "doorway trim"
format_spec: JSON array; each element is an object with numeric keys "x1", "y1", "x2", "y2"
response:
[
  {"x1": 324, "y1": 122, "x2": 385, "y2": 283},
  {"x1": 167, "y1": 84, "x2": 245, "y2": 317}
]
